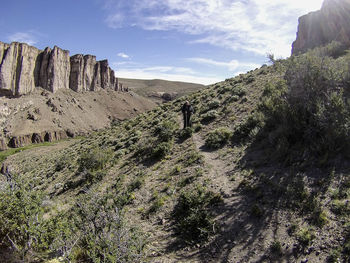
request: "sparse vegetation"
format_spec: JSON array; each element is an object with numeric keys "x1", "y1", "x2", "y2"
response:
[{"x1": 2, "y1": 41, "x2": 350, "y2": 262}]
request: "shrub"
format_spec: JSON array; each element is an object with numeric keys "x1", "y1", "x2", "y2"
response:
[
  {"x1": 183, "y1": 151, "x2": 203, "y2": 167},
  {"x1": 205, "y1": 127, "x2": 232, "y2": 149},
  {"x1": 173, "y1": 186, "x2": 222, "y2": 244},
  {"x1": 200, "y1": 110, "x2": 218, "y2": 124},
  {"x1": 207, "y1": 99, "x2": 220, "y2": 110},
  {"x1": 78, "y1": 147, "x2": 113, "y2": 171},
  {"x1": 270, "y1": 241, "x2": 282, "y2": 255},
  {"x1": 179, "y1": 127, "x2": 193, "y2": 139},
  {"x1": 154, "y1": 120, "x2": 177, "y2": 142},
  {"x1": 194, "y1": 124, "x2": 202, "y2": 132},
  {"x1": 232, "y1": 113, "x2": 264, "y2": 143},
  {"x1": 297, "y1": 227, "x2": 315, "y2": 246},
  {"x1": 251, "y1": 204, "x2": 263, "y2": 217},
  {"x1": 66, "y1": 193, "x2": 146, "y2": 262},
  {"x1": 148, "y1": 194, "x2": 166, "y2": 214},
  {"x1": 331, "y1": 200, "x2": 350, "y2": 216},
  {"x1": 265, "y1": 49, "x2": 350, "y2": 159},
  {"x1": 55, "y1": 154, "x2": 71, "y2": 171},
  {"x1": 312, "y1": 208, "x2": 328, "y2": 227},
  {"x1": 328, "y1": 248, "x2": 341, "y2": 263},
  {"x1": 151, "y1": 141, "x2": 172, "y2": 159},
  {"x1": 231, "y1": 85, "x2": 247, "y2": 97},
  {"x1": 0, "y1": 176, "x2": 60, "y2": 260}
]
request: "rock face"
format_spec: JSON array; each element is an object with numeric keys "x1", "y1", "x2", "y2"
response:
[
  {"x1": 292, "y1": 0, "x2": 350, "y2": 55},
  {"x1": 0, "y1": 42, "x2": 40, "y2": 96},
  {"x1": 40, "y1": 46, "x2": 71, "y2": 92},
  {"x1": 0, "y1": 41, "x2": 120, "y2": 96}
]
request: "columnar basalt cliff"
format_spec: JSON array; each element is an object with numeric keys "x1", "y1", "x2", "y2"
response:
[
  {"x1": 292, "y1": 0, "x2": 350, "y2": 55},
  {"x1": 0, "y1": 41, "x2": 120, "y2": 96}
]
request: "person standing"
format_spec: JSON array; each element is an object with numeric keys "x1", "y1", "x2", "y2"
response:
[{"x1": 181, "y1": 101, "x2": 194, "y2": 129}]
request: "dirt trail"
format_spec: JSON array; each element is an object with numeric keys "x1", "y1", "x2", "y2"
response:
[{"x1": 178, "y1": 114, "x2": 233, "y2": 196}]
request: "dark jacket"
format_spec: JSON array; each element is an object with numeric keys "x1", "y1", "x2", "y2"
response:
[{"x1": 181, "y1": 104, "x2": 194, "y2": 115}]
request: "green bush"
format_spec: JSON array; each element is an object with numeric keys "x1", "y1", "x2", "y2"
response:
[
  {"x1": 270, "y1": 241, "x2": 282, "y2": 255},
  {"x1": 297, "y1": 227, "x2": 315, "y2": 246},
  {"x1": 200, "y1": 110, "x2": 218, "y2": 123},
  {"x1": 173, "y1": 186, "x2": 222, "y2": 244},
  {"x1": 183, "y1": 151, "x2": 203, "y2": 167},
  {"x1": 205, "y1": 127, "x2": 232, "y2": 149},
  {"x1": 231, "y1": 85, "x2": 247, "y2": 97},
  {"x1": 207, "y1": 99, "x2": 220, "y2": 110},
  {"x1": 66, "y1": 193, "x2": 146, "y2": 262},
  {"x1": 154, "y1": 120, "x2": 177, "y2": 142},
  {"x1": 179, "y1": 127, "x2": 193, "y2": 139},
  {"x1": 0, "y1": 177, "x2": 60, "y2": 260},
  {"x1": 263, "y1": 48, "x2": 350, "y2": 159},
  {"x1": 232, "y1": 113, "x2": 264, "y2": 143},
  {"x1": 78, "y1": 147, "x2": 113, "y2": 171},
  {"x1": 151, "y1": 141, "x2": 172, "y2": 159}
]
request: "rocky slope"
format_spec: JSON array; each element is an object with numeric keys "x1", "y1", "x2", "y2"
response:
[
  {"x1": 0, "y1": 41, "x2": 125, "y2": 96},
  {"x1": 0, "y1": 88, "x2": 155, "y2": 150},
  {"x1": 0, "y1": 42, "x2": 207, "y2": 151},
  {"x1": 292, "y1": 0, "x2": 350, "y2": 54}
]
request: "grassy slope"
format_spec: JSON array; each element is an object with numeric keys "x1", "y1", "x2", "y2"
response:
[{"x1": 2, "y1": 58, "x2": 350, "y2": 262}]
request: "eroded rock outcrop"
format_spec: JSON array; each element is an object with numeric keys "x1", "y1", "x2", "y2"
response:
[
  {"x1": 0, "y1": 41, "x2": 121, "y2": 96},
  {"x1": 7, "y1": 130, "x2": 69, "y2": 148},
  {"x1": 292, "y1": 0, "x2": 350, "y2": 55},
  {"x1": 0, "y1": 42, "x2": 40, "y2": 96}
]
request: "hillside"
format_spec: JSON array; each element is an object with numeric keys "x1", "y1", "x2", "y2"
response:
[
  {"x1": 2, "y1": 42, "x2": 350, "y2": 262},
  {"x1": 0, "y1": 88, "x2": 156, "y2": 151},
  {"x1": 118, "y1": 78, "x2": 205, "y2": 103},
  {"x1": 0, "y1": 41, "x2": 206, "y2": 151}
]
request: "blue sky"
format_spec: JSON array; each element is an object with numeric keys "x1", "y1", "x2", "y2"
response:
[{"x1": 0, "y1": 0, "x2": 324, "y2": 84}]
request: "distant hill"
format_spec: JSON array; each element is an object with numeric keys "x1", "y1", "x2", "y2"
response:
[{"x1": 119, "y1": 78, "x2": 205, "y2": 103}]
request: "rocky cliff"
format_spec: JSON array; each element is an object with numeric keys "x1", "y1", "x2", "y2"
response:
[
  {"x1": 292, "y1": 0, "x2": 350, "y2": 55},
  {"x1": 0, "y1": 41, "x2": 121, "y2": 96}
]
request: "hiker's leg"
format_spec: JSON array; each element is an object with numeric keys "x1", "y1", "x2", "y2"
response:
[{"x1": 188, "y1": 114, "x2": 192, "y2": 127}]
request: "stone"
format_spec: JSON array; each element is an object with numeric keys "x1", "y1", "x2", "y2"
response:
[{"x1": 292, "y1": 0, "x2": 350, "y2": 55}]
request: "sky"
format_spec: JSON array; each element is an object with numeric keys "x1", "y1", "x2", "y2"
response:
[{"x1": 0, "y1": 0, "x2": 324, "y2": 85}]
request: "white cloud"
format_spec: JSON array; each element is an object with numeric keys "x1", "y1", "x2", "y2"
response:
[
  {"x1": 104, "y1": 0, "x2": 323, "y2": 57},
  {"x1": 117, "y1": 52, "x2": 130, "y2": 59},
  {"x1": 113, "y1": 64, "x2": 220, "y2": 84},
  {"x1": 187, "y1": 58, "x2": 239, "y2": 71},
  {"x1": 116, "y1": 69, "x2": 221, "y2": 85},
  {"x1": 7, "y1": 32, "x2": 38, "y2": 45},
  {"x1": 187, "y1": 57, "x2": 260, "y2": 72}
]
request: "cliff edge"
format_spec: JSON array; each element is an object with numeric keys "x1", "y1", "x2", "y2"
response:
[
  {"x1": 0, "y1": 41, "x2": 123, "y2": 96},
  {"x1": 292, "y1": 0, "x2": 350, "y2": 55}
]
